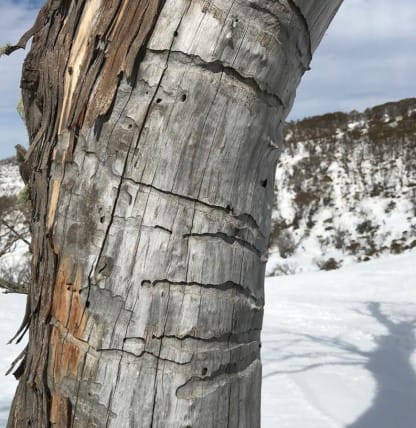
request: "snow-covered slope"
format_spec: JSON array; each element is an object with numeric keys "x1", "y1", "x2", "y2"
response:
[
  {"x1": 0, "y1": 158, "x2": 24, "y2": 197},
  {"x1": 1, "y1": 252, "x2": 415, "y2": 427},
  {"x1": 268, "y1": 98, "x2": 416, "y2": 276}
]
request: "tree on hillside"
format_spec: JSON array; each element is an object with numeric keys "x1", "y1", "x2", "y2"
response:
[{"x1": 5, "y1": 1, "x2": 342, "y2": 426}]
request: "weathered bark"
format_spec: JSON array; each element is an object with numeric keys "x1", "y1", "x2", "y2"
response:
[{"x1": 8, "y1": 1, "x2": 342, "y2": 426}]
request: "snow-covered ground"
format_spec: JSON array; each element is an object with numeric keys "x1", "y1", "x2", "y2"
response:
[
  {"x1": 262, "y1": 251, "x2": 416, "y2": 428},
  {"x1": 0, "y1": 252, "x2": 415, "y2": 427},
  {"x1": 0, "y1": 293, "x2": 26, "y2": 427}
]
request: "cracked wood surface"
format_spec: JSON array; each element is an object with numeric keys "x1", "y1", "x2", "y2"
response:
[{"x1": 8, "y1": 0, "x2": 342, "y2": 427}]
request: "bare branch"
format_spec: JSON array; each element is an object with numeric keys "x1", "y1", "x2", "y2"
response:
[
  {"x1": 0, "y1": 277, "x2": 28, "y2": 294},
  {"x1": 0, "y1": 219, "x2": 30, "y2": 246}
]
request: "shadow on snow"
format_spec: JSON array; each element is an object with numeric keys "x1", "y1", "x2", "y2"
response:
[
  {"x1": 263, "y1": 302, "x2": 416, "y2": 428},
  {"x1": 347, "y1": 302, "x2": 416, "y2": 428}
]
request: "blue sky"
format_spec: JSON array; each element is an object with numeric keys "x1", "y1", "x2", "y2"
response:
[{"x1": 0, "y1": 0, "x2": 415, "y2": 159}]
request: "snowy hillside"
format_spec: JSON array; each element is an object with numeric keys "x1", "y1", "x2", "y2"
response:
[
  {"x1": 268, "y1": 98, "x2": 416, "y2": 276},
  {"x1": 1, "y1": 252, "x2": 415, "y2": 427},
  {"x1": 0, "y1": 157, "x2": 24, "y2": 197}
]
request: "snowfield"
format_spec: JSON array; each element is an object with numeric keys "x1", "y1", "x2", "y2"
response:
[
  {"x1": 0, "y1": 252, "x2": 415, "y2": 427},
  {"x1": 0, "y1": 293, "x2": 26, "y2": 428},
  {"x1": 262, "y1": 251, "x2": 416, "y2": 428}
]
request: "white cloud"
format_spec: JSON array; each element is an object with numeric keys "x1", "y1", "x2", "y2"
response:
[
  {"x1": 290, "y1": 0, "x2": 416, "y2": 119},
  {"x1": 329, "y1": 0, "x2": 416, "y2": 42},
  {"x1": 0, "y1": 1, "x2": 37, "y2": 42}
]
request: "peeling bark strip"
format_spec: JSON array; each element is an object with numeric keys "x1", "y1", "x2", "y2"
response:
[
  {"x1": 60, "y1": 0, "x2": 167, "y2": 131},
  {"x1": 8, "y1": 0, "x2": 342, "y2": 427}
]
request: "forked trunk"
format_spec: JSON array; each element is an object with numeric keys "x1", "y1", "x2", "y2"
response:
[{"x1": 8, "y1": 1, "x2": 342, "y2": 426}]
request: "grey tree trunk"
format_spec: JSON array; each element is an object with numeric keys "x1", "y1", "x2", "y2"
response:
[{"x1": 7, "y1": 1, "x2": 342, "y2": 426}]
